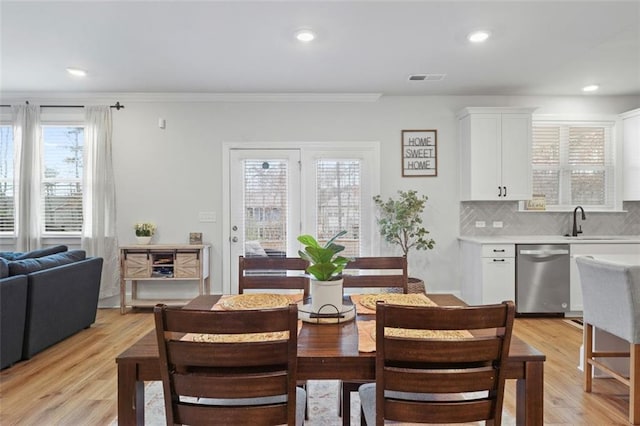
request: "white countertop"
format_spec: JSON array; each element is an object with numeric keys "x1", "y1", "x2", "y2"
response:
[{"x1": 458, "y1": 235, "x2": 640, "y2": 244}]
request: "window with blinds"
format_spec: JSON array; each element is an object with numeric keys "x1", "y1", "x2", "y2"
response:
[
  {"x1": 316, "y1": 159, "x2": 361, "y2": 257},
  {"x1": 42, "y1": 126, "x2": 84, "y2": 233},
  {"x1": 0, "y1": 125, "x2": 15, "y2": 233},
  {"x1": 532, "y1": 122, "x2": 615, "y2": 209}
]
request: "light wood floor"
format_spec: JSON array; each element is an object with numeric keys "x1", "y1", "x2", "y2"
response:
[{"x1": 0, "y1": 310, "x2": 633, "y2": 425}]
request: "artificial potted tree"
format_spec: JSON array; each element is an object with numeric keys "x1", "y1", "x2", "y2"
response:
[
  {"x1": 372, "y1": 190, "x2": 435, "y2": 292},
  {"x1": 297, "y1": 230, "x2": 351, "y2": 314}
]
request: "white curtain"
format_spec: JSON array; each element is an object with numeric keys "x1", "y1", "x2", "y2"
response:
[
  {"x1": 12, "y1": 104, "x2": 41, "y2": 252},
  {"x1": 82, "y1": 106, "x2": 119, "y2": 299}
]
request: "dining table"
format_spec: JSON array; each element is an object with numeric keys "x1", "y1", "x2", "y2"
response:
[{"x1": 116, "y1": 293, "x2": 545, "y2": 426}]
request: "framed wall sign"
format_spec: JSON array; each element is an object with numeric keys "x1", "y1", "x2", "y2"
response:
[{"x1": 401, "y1": 129, "x2": 437, "y2": 177}]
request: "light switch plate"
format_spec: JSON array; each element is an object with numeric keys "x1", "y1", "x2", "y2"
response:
[
  {"x1": 493, "y1": 221, "x2": 503, "y2": 228},
  {"x1": 198, "y1": 211, "x2": 216, "y2": 223},
  {"x1": 475, "y1": 221, "x2": 486, "y2": 228}
]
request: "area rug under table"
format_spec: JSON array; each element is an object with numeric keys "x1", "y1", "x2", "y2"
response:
[{"x1": 110, "y1": 380, "x2": 515, "y2": 425}]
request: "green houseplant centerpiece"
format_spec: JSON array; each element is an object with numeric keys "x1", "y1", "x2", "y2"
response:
[
  {"x1": 298, "y1": 230, "x2": 351, "y2": 314},
  {"x1": 372, "y1": 190, "x2": 435, "y2": 292}
]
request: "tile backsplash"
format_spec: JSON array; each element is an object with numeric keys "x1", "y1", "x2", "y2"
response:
[{"x1": 460, "y1": 201, "x2": 640, "y2": 236}]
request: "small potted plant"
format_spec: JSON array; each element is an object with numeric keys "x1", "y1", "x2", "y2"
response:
[
  {"x1": 372, "y1": 190, "x2": 435, "y2": 292},
  {"x1": 134, "y1": 222, "x2": 156, "y2": 245},
  {"x1": 298, "y1": 230, "x2": 351, "y2": 313}
]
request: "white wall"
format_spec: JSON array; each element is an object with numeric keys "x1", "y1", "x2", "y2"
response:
[{"x1": 46, "y1": 93, "x2": 635, "y2": 299}]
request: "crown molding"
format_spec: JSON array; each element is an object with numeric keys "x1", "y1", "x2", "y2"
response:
[{"x1": 0, "y1": 92, "x2": 382, "y2": 104}]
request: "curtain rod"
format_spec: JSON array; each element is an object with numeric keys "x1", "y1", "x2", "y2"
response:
[{"x1": 0, "y1": 101, "x2": 125, "y2": 110}]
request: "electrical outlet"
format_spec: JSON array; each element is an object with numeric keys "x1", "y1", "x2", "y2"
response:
[
  {"x1": 475, "y1": 221, "x2": 486, "y2": 228},
  {"x1": 493, "y1": 221, "x2": 503, "y2": 228}
]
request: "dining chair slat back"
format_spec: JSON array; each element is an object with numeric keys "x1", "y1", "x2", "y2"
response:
[
  {"x1": 343, "y1": 256, "x2": 408, "y2": 293},
  {"x1": 360, "y1": 301, "x2": 515, "y2": 426},
  {"x1": 239, "y1": 256, "x2": 310, "y2": 298},
  {"x1": 154, "y1": 303, "x2": 303, "y2": 426}
]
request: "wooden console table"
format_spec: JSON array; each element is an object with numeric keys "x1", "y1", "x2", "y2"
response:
[{"x1": 119, "y1": 244, "x2": 210, "y2": 314}]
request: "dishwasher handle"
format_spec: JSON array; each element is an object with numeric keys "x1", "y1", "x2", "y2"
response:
[{"x1": 519, "y1": 249, "x2": 569, "y2": 256}]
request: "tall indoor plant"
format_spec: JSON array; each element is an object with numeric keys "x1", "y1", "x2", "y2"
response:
[
  {"x1": 372, "y1": 190, "x2": 435, "y2": 291},
  {"x1": 298, "y1": 230, "x2": 351, "y2": 313}
]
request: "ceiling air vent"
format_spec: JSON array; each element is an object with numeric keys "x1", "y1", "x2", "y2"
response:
[{"x1": 408, "y1": 73, "x2": 447, "y2": 81}]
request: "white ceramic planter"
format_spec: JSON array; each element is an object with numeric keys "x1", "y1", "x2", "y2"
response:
[
  {"x1": 310, "y1": 278, "x2": 343, "y2": 314},
  {"x1": 136, "y1": 236, "x2": 152, "y2": 245}
]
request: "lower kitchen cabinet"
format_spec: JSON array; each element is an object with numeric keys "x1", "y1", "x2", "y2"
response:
[{"x1": 460, "y1": 242, "x2": 516, "y2": 305}]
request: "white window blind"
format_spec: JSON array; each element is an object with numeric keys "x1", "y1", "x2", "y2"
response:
[
  {"x1": 41, "y1": 125, "x2": 84, "y2": 233},
  {"x1": 316, "y1": 159, "x2": 361, "y2": 257},
  {"x1": 532, "y1": 121, "x2": 615, "y2": 209},
  {"x1": 0, "y1": 125, "x2": 15, "y2": 233},
  {"x1": 243, "y1": 159, "x2": 288, "y2": 254}
]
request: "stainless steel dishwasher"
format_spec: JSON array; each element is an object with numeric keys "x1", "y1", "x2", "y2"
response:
[{"x1": 516, "y1": 244, "x2": 570, "y2": 314}]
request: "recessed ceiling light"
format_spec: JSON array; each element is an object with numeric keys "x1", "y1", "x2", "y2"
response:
[
  {"x1": 467, "y1": 30, "x2": 490, "y2": 43},
  {"x1": 66, "y1": 67, "x2": 87, "y2": 77},
  {"x1": 582, "y1": 84, "x2": 599, "y2": 92},
  {"x1": 295, "y1": 29, "x2": 315, "y2": 42}
]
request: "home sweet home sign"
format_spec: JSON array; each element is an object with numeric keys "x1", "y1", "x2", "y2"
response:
[{"x1": 401, "y1": 130, "x2": 437, "y2": 177}]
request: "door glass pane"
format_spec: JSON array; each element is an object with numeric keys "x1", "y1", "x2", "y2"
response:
[
  {"x1": 243, "y1": 159, "x2": 287, "y2": 257},
  {"x1": 316, "y1": 159, "x2": 361, "y2": 257}
]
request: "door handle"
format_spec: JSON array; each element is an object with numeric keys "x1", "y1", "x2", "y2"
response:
[{"x1": 231, "y1": 236, "x2": 238, "y2": 243}]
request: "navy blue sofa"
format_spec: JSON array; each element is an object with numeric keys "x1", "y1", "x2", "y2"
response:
[{"x1": 0, "y1": 246, "x2": 103, "y2": 369}]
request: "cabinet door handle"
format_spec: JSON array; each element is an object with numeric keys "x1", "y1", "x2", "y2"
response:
[
  {"x1": 493, "y1": 258, "x2": 506, "y2": 262},
  {"x1": 498, "y1": 186, "x2": 502, "y2": 197},
  {"x1": 493, "y1": 249, "x2": 505, "y2": 253},
  {"x1": 503, "y1": 186, "x2": 507, "y2": 197}
]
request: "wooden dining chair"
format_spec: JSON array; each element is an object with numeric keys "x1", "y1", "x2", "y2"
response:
[
  {"x1": 359, "y1": 300, "x2": 515, "y2": 426},
  {"x1": 239, "y1": 256, "x2": 310, "y2": 299},
  {"x1": 577, "y1": 256, "x2": 640, "y2": 424},
  {"x1": 153, "y1": 303, "x2": 305, "y2": 426},
  {"x1": 340, "y1": 256, "x2": 408, "y2": 424},
  {"x1": 342, "y1": 256, "x2": 408, "y2": 294}
]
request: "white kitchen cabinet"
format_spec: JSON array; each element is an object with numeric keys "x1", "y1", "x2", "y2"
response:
[
  {"x1": 570, "y1": 243, "x2": 640, "y2": 311},
  {"x1": 459, "y1": 107, "x2": 536, "y2": 201},
  {"x1": 460, "y1": 242, "x2": 515, "y2": 305},
  {"x1": 621, "y1": 108, "x2": 640, "y2": 200}
]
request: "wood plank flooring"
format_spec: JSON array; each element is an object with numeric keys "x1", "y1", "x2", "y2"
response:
[{"x1": 0, "y1": 309, "x2": 633, "y2": 425}]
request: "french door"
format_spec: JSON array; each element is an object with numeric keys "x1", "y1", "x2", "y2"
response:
[
  {"x1": 228, "y1": 149, "x2": 302, "y2": 294},
  {"x1": 223, "y1": 143, "x2": 380, "y2": 294}
]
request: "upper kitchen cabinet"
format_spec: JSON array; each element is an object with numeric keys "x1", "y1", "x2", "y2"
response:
[
  {"x1": 459, "y1": 107, "x2": 536, "y2": 201},
  {"x1": 621, "y1": 108, "x2": 640, "y2": 200}
]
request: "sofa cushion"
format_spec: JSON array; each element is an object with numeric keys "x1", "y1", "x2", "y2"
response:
[
  {"x1": 13, "y1": 245, "x2": 68, "y2": 260},
  {"x1": 8, "y1": 250, "x2": 86, "y2": 276},
  {"x1": 0, "y1": 257, "x2": 8, "y2": 278},
  {"x1": 0, "y1": 252, "x2": 21, "y2": 261}
]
